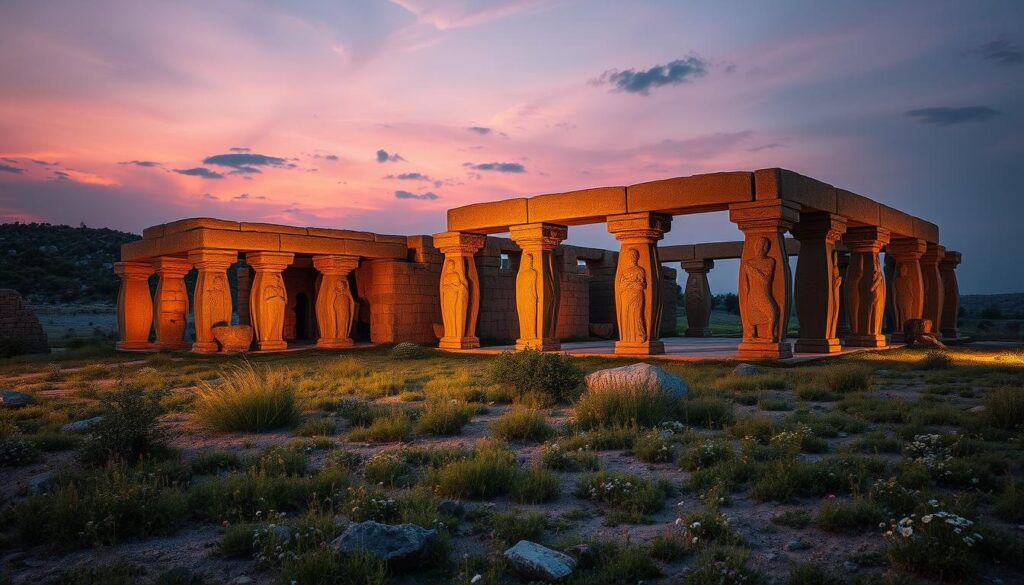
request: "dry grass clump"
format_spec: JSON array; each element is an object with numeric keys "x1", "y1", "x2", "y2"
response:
[
  {"x1": 490, "y1": 408, "x2": 554, "y2": 442},
  {"x1": 983, "y1": 387, "x2": 1024, "y2": 430},
  {"x1": 194, "y1": 361, "x2": 298, "y2": 432},
  {"x1": 820, "y1": 364, "x2": 872, "y2": 393},
  {"x1": 575, "y1": 384, "x2": 678, "y2": 429}
]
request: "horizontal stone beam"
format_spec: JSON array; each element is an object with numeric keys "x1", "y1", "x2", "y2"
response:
[{"x1": 660, "y1": 239, "x2": 802, "y2": 262}]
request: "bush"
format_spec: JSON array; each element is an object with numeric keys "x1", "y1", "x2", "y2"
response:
[
  {"x1": 415, "y1": 398, "x2": 474, "y2": 436},
  {"x1": 485, "y1": 349, "x2": 584, "y2": 405},
  {"x1": 574, "y1": 470, "x2": 669, "y2": 522},
  {"x1": 752, "y1": 456, "x2": 887, "y2": 502},
  {"x1": 679, "y1": 397, "x2": 735, "y2": 429},
  {"x1": 884, "y1": 506, "x2": 983, "y2": 581},
  {"x1": 795, "y1": 383, "x2": 837, "y2": 402},
  {"x1": 684, "y1": 546, "x2": 765, "y2": 585},
  {"x1": 187, "y1": 466, "x2": 349, "y2": 523},
  {"x1": 820, "y1": 365, "x2": 871, "y2": 393},
  {"x1": 390, "y1": 342, "x2": 430, "y2": 360},
  {"x1": 295, "y1": 417, "x2": 336, "y2": 437},
  {"x1": 565, "y1": 542, "x2": 662, "y2": 585},
  {"x1": 787, "y1": 563, "x2": 844, "y2": 585},
  {"x1": 483, "y1": 509, "x2": 547, "y2": 545},
  {"x1": 348, "y1": 411, "x2": 414, "y2": 443},
  {"x1": 771, "y1": 509, "x2": 811, "y2": 529},
  {"x1": 363, "y1": 451, "x2": 414, "y2": 487},
  {"x1": 560, "y1": 425, "x2": 639, "y2": 451},
  {"x1": 80, "y1": 385, "x2": 167, "y2": 465},
  {"x1": 679, "y1": 439, "x2": 734, "y2": 471},
  {"x1": 540, "y1": 442, "x2": 600, "y2": 471},
  {"x1": 0, "y1": 436, "x2": 41, "y2": 467},
  {"x1": 633, "y1": 430, "x2": 673, "y2": 463},
  {"x1": 277, "y1": 548, "x2": 388, "y2": 585},
  {"x1": 575, "y1": 384, "x2": 677, "y2": 429},
  {"x1": 984, "y1": 387, "x2": 1024, "y2": 430},
  {"x1": 815, "y1": 496, "x2": 883, "y2": 532},
  {"x1": 194, "y1": 361, "x2": 298, "y2": 432},
  {"x1": 996, "y1": 479, "x2": 1024, "y2": 523},
  {"x1": 511, "y1": 466, "x2": 561, "y2": 503},
  {"x1": 490, "y1": 408, "x2": 554, "y2": 442},
  {"x1": 758, "y1": 398, "x2": 792, "y2": 412},
  {"x1": 432, "y1": 441, "x2": 518, "y2": 500}
]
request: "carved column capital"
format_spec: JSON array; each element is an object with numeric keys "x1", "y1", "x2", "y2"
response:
[
  {"x1": 842, "y1": 226, "x2": 891, "y2": 253},
  {"x1": 433, "y1": 231, "x2": 486, "y2": 256},
  {"x1": 940, "y1": 250, "x2": 962, "y2": 269},
  {"x1": 920, "y1": 243, "x2": 946, "y2": 266},
  {"x1": 791, "y1": 211, "x2": 848, "y2": 243},
  {"x1": 114, "y1": 261, "x2": 154, "y2": 280},
  {"x1": 887, "y1": 237, "x2": 927, "y2": 260},
  {"x1": 152, "y1": 256, "x2": 192, "y2": 276},
  {"x1": 729, "y1": 200, "x2": 800, "y2": 233},
  {"x1": 681, "y1": 258, "x2": 715, "y2": 274},
  {"x1": 509, "y1": 223, "x2": 568, "y2": 250},
  {"x1": 246, "y1": 251, "x2": 295, "y2": 272},
  {"x1": 312, "y1": 255, "x2": 360, "y2": 275},
  {"x1": 187, "y1": 249, "x2": 237, "y2": 271},
  {"x1": 607, "y1": 212, "x2": 672, "y2": 243}
]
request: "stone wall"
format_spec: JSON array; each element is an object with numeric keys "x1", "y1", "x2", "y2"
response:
[
  {"x1": 0, "y1": 289, "x2": 49, "y2": 354},
  {"x1": 355, "y1": 241, "x2": 442, "y2": 344}
]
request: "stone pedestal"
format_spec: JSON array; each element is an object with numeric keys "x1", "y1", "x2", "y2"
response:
[
  {"x1": 842, "y1": 227, "x2": 891, "y2": 348},
  {"x1": 510, "y1": 223, "x2": 567, "y2": 351},
  {"x1": 682, "y1": 259, "x2": 714, "y2": 337},
  {"x1": 729, "y1": 200, "x2": 799, "y2": 359},
  {"x1": 152, "y1": 257, "x2": 192, "y2": 350},
  {"x1": 939, "y1": 250, "x2": 961, "y2": 339},
  {"x1": 607, "y1": 213, "x2": 672, "y2": 355},
  {"x1": 188, "y1": 250, "x2": 236, "y2": 353},
  {"x1": 887, "y1": 238, "x2": 926, "y2": 342},
  {"x1": 114, "y1": 261, "x2": 154, "y2": 350},
  {"x1": 921, "y1": 243, "x2": 945, "y2": 336},
  {"x1": 312, "y1": 255, "x2": 360, "y2": 348},
  {"x1": 434, "y1": 231, "x2": 486, "y2": 349},
  {"x1": 836, "y1": 252, "x2": 851, "y2": 339},
  {"x1": 792, "y1": 212, "x2": 847, "y2": 353},
  {"x1": 246, "y1": 252, "x2": 294, "y2": 351}
]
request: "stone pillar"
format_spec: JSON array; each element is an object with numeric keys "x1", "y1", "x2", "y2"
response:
[
  {"x1": 152, "y1": 257, "x2": 192, "y2": 350},
  {"x1": 312, "y1": 255, "x2": 360, "y2": 348},
  {"x1": 729, "y1": 200, "x2": 800, "y2": 359},
  {"x1": 246, "y1": 252, "x2": 294, "y2": 351},
  {"x1": 887, "y1": 238, "x2": 926, "y2": 341},
  {"x1": 434, "y1": 231, "x2": 486, "y2": 349},
  {"x1": 114, "y1": 261, "x2": 154, "y2": 350},
  {"x1": 939, "y1": 251, "x2": 961, "y2": 339},
  {"x1": 792, "y1": 212, "x2": 847, "y2": 353},
  {"x1": 607, "y1": 213, "x2": 672, "y2": 355},
  {"x1": 236, "y1": 264, "x2": 251, "y2": 325},
  {"x1": 682, "y1": 259, "x2": 714, "y2": 337},
  {"x1": 509, "y1": 223, "x2": 568, "y2": 351},
  {"x1": 836, "y1": 252, "x2": 851, "y2": 339},
  {"x1": 920, "y1": 243, "x2": 945, "y2": 336},
  {"x1": 188, "y1": 250, "x2": 236, "y2": 353},
  {"x1": 841, "y1": 227, "x2": 891, "y2": 348},
  {"x1": 883, "y1": 253, "x2": 896, "y2": 333}
]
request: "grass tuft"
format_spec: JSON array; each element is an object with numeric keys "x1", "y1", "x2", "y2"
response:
[{"x1": 194, "y1": 361, "x2": 298, "y2": 432}]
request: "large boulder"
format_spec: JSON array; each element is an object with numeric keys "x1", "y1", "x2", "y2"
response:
[
  {"x1": 1, "y1": 390, "x2": 34, "y2": 408},
  {"x1": 332, "y1": 521, "x2": 437, "y2": 565},
  {"x1": 583, "y1": 363, "x2": 687, "y2": 399},
  {"x1": 504, "y1": 540, "x2": 577, "y2": 582}
]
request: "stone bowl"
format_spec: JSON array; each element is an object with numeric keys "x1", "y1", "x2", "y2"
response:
[{"x1": 212, "y1": 324, "x2": 253, "y2": 353}]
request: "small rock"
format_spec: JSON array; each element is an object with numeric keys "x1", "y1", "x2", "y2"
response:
[
  {"x1": 838, "y1": 431, "x2": 849, "y2": 438},
  {"x1": 28, "y1": 473, "x2": 55, "y2": 494},
  {"x1": 843, "y1": 561, "x2": 860, "y2": 573},
  {"x1": 504, "y1": 540, "x2": 577, "y2": 582},
  {"x1": 437, "y1": 500, "x2": 465, "y2": 518},
  {"x1": 785, "y1": 539, "x2": 811, "y2": 551},
  {"x1": 584, "y1": 363, "x2": 688, "y2": 399},
  {"x1": 62, "y1": 416, "x2": 104, "y2": 433},
  {"x1": 0, "y1": 390, "x2": 34, "y2": 408},
  {"x1": 333, "y1": 521, "x2": 438, "y2": 565},
  {"x1": 228, "y1": 577, "x2": 253, "y2": 585},
  {"x1": 732, "y1": 363, "x2": 762, "y2": 376},
  {"x1": 968, "y1": 405, "x2": 986, "y2": 414}
]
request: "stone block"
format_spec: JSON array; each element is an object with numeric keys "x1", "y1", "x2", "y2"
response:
[
  {"x1": 879, "y1": 205, "x2": 915, "y2": 237},
  {"x1": 755, "y1": 168, "x2": 837, "y2": 212},
  {"x1": 627, "y1": 171, "x2": 753, "y2": 214},
  {"x1": 240, "y1": 222, "x2": 307, "y2": 235},
  {"x1": 836, "y1": 189, "x2": 881, "y2": 226},
  {"x1": 447, "y1": 198, "x2": 528, "y2": 233},
  {"x1": 914, "y1": 218, "x2": 939, "y2": 243},
  {"x1": 305, "y1": 227, "x2": 374, "y2": 241},
  {"x1": 528, "y1": 186, "x2": 626, "y2": 224}
]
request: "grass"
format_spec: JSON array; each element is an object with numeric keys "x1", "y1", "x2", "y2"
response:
[
  {"x1": 574, "y1": 384, "x2": 678, "y2": 428},
  {"x1": 983, "y1": 386, "x2": 1024, "y2": 430},
  {"x1": 490, "y1": 408, "x2": 554, "y2": 442},
  {"x1": 414, "y1": 398, "x2": 474, "y2": 435},
  {"x1": 574, "y1": 470, "x2": 670, "y2": 522},
  {"x1": 771, "y1": 509, "x2": 812, "y2": 529},
  {"x1": 430, "y1": 440, "x2": 518, "y2": 500},
  {"x1": 348, "y1": 411, "x2": 414, "y2": 442},
  {"x1": 815, "y1": 496, "x2": 884, "y2": 532},
  {"x1": 820, "y1": 364, "x2": 872, "y2": 393},
  {"x1": 633, "y1": 430, "x2": 674, "y2": 463},
  {"x1": 194, "y1": 361, "x2": 298, "y2": 432},
  {"x1": 678, "y1": 397, "x2": 735, "y2": 429}
]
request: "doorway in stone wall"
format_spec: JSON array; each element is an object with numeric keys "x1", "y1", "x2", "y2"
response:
[{"x1": 295, "y1": 293, "x2": 310, "y2": 340}]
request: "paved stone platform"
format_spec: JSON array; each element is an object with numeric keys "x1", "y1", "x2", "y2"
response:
[{"x1": 453, "y1": 336, "x2": 900, "y2": 363}]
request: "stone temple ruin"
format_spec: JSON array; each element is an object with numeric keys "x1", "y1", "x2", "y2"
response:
[{"x1": 114, "y1": 168, "x2": 961, "y2": 360}]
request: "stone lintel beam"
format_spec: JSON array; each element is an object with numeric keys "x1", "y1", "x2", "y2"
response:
[
  {"x1": 939, "y1": 250, "x2": 962, "y2": 339},
  {"x1": 312, "y1": 255, "x2": 360, "y2": 349},
  {"x1": 920, "y1": 243, "x2": 946, "y2": 336},
  {"x1": 151, "y1": 256, "x2": 192, "y2": 350},
  {"x1": 792, "y1": 212, "x2": 848, "y2": 354},
  {"x1": 510, "y1": 223, "x2": 568, "y2": 351},
  {"x1": 841, "y1": 227, "x2": 892, "y2": 348},
  {"x1": 729, "y1": 200, "x2": 800, "y2": 359},
  {"x1": 886, "y1": 237, "x2": 926, "y2": 340},
  {"x1": 607, "y1": 213, "x2": 672, "y2": 356},
  {"x1": 114, "y1": 261, "x2": 155, "y2": 350},
  {"x1": 245, "y1": 251, "x2": 295, "y2": 351},
  {"x1": 433, "y1": 232, "x2": 486, "y2": 350},
  {"x1": 681, "y1": 259, "x2": 714, "y2": 337},
  {"x1": 187, "y1": 250, "x2": 237, "y2": 353}
]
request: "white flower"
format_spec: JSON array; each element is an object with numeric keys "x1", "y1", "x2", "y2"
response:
[
  {"x1": 899, "y1": 526, "x2": 913, "y2": 538},
  {"x1": 922, "y1": 515, "x2": 932, "y2": 524},
  {"x1": 471, "y1": 575, "x2": 483, "y2": 584}
]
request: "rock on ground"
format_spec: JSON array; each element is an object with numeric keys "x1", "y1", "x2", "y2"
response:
[
  {"x1": 332, "y1": 521, "x2": 437, "y2": 565},
  {"x1": 61, "y1": 416, "x2": 104, "y2": 433},
  {"x1": 732, "y1": 363, "x2": 763, "y2": 376},
  {"x1": 503, "y1": 540, "x2": 577, "y2": 582},
  {"x1": 1, "y1": 390, "x2": 33, "y2": 408},
  {"x1": 583, "y1": 363, "x2": 687, "y2": 399}
]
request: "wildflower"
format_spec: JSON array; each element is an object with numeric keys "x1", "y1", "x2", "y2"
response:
[{"x1": 471, "y1": 575, "x2": 483, "y2": 584}]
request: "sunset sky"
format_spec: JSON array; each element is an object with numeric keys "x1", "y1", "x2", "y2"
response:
[{"x1": 1, "y1": 1, "x2": 1021, "y2": 293}]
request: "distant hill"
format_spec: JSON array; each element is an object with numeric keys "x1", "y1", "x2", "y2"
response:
[
  {"x1": 0, "y1": 222, "x2": 140, "y2": 304},
  {"x1": 961, "y1": 294, "x2": 1024, "y2": 320}
]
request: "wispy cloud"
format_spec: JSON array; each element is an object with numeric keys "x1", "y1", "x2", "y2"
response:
[
  {"x1": 119, "y1": 160, "x2": 162, "y2": 168},
  {"x1": 0, "y1": 163, "x2": 25, "y2": 174},
  {"x1": 467, "y1": 126, "x2": 492, "y2": 135},
  {"x1": 463, "y1": 161, "x2": 526, "y2": 173},
  {"x1": 595, "y1": 56, "x2": 709, "y2": 95},
  {"x1": 174, "y1": 167, "x2": 224, "y2": 179},
  {"x1": 376, "y1": 149, "x2": 405, "y2": 163},
  {"x1": 904, "y1": 106, "x2": 1001, "y2": 126},
  {"x1": 202, "y1": 152, "x2": 293, "y2": 175},
  {"x1": 972, "y1": 40, "x2": 1022, "y2": 65},
  {"x1": 387, "y1": 172, "x2": 431, "y2": 181},
  {"x1": 394, "y1": 189, "x2": 439, "y2": 200}
]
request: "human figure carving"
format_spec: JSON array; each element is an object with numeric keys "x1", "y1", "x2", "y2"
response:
[
  {"x1": 893, "y1": 263, "x2": 914, "y2": 330},
  {"x1": 828, "y1": 250, "x2": 841, "y2": 338},
  {"x1": 742, "y1": 236, "x2": 779, "y2": 341},
  {"x1": 330, "y1": 279, "x2": 355, "y2": 339},
  {"x1": 208, "y1": 274, "x2": 229, "y2": 325},
  {"x1": 868, "y1": 255, "x2": 885, "y2": 334},
  {"x1": 516, "y1": 252, "x2": 539, "y2": 339},
  {"x1": 260, "y1": 274, "x2": 287, "y2": 342},
  {"x1": 617, "y1": 248, "x2": 648, "y2": 343},
  {"x1": 440, "y1": 258, "x2": 470, "y2": 338},
  {"x1": 542, "y1": 253, "x2": 557, "y2": 338}
]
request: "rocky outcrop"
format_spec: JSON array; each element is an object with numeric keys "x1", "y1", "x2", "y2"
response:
[
  {"x1": 503, "y1": 540, "x2": 577, "y2": 582},
  {"x1": 583, "y1": 362, "x2": 688, "y2": 399},
  {"x1": 332, "y1": 521, "x2": 438, "y2": 565}
]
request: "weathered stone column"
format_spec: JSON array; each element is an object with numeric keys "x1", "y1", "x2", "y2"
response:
[
  {"x1": 114, "y1": 261, "x2": 154, "y2": 350},
  {"x1": 246, "y1": 252, "x2": 294, "y2": 351},
  {"x1": 188, "y1": 250, "x2": 236, "y2": 353},
  {"x1": 887, "y1": 238, "x2": 926, "y2": 341},
  {"x1": 792, "y1": 212, "x2": 847, "y2": 353},
  {"x1": 920, "y1": 243, "x2": 945, "y2": 336},
  {"x1": 510, "y1": 223, "x2": 568, "y2": 351},
  {"x1": 729, "y1": 200, "x2": 800, "y2": 359},
  {"x1": 939, "y1": 250, "x2": 962, "y2": 339},
  {"x1": 682, "y1": 259, "x2": 714, "y2": 337},
  {"x1": 883, "y1": 253, "x2": 896, "y2": 333},
  {"x1": 607, "y1": 213, "x2": 672, "y2": 355},
  {"x1": 433, "y1": 231, "x2": 486, "y2": 349},
  {"x1": 312, "y1": 255, "x2": 360, "y2": 348},
  {"x1": 152, "y1": 256, "x2": 192, "y2": 350},
  {"x1": 841, "y1": 227, "x2": 891, "y2": 348},
  {"x1": 836, "y1": 252, "x2": 851, "y2": 339}
]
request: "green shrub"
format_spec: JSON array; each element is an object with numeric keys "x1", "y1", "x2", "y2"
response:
[
  {"x1": 679, "y1": 397, "x2": 735, "y2": 429},
  {"x1": 295, "y1": 417, "x2": 336, "y2": 437},
  {"x1": 415, "y1": 398, "x2": 474, "y2": 436},
  {"x1": 485, "y1": 349, "x2": 584, "y2": 405},
  {"x1": 80, "y1": 384, "x2": 167, "y2": 465},
  {"x1": 757, "y1": 398, "x2": 792, "y2": 412},
  {"x1": 820, "y1": 365, "x2": 871, "y2": 393},
  {"x1": 984, "y1": 387, "x2": 1024, "y2": 430},
  {"x1": 679, "y1": 438, "x2": 734, "y2": 471},
  {"x1": 363, "y1": 451, "x2": 414, "y2": 488},
  {"x1": 28, "y1": 431, "x2": 81, "y2": 452},
  {"x1": 575, "y1": 384, "x2": 678, "y2": 428},
  {"x1": 633, "y1": 430, "x2": 674, "y2": 463},
  {"x1": 432, "y1": 441, "x2": 518, "y2": 500},
  {"x1": 650, "y1": 531, "x2": 689, "y2": 561},
  {"x1": 194, "y1": 362, "x2": 297, "y2": 432},
  {"x1": 727, "y1": 416, "x2": 776, "y2": 443},
  {"x1": 815, "y1": 496, "x2": 883, "y2": 532},
  {"x1": 884, "y1": 506, "x2": 983, "y2": 581},
  {"x1": 0, "y1": 436, "x2": 41, "y2": 467},
  {"x1": 574, "y1": 470, "x2": 668, "y2": 522},
  {"x1": 490, "y1": 408, "x2": 554, "y2": 442},
  {"x1": 996, "y1": 480, "x2": 1024, "y2": 523},
  {"x1": 254, "y1": 445, "x2": 310, "y2": 477},
  {"x1": 277, "y1": 549, "x2": 388, "y2": 585},
  {"x1": 565, "y1": 541, "x2": 661, "y2": 585},
  {"x1": 560, "y1": 425, "x2": 639, "y2": 450},
  {"x1": 483, "y1": 509, "x2": 547, "y2": 545},
  {"x1": 795, "y1": 383, "x2": 837, "y2": 402},
  {"x1": 219, "y1": 523, "x2": 257, "y2": 558},
  {"x1": 187, "y1": 466, "x2": 349, "y2": 523},
  {"x1": 188, "y1": 451, "x2": 243, "y2": 475},
  {"x1": 348, "y1": 411, "x2": 413, "y2": 443},
  {"x1": 511, "y1": 466, "x2": 561, "y2": 504},
  {"x1": 752, "y1": 456, "x2": 887, "y2": 502},
  {"x1": 684, "y1": 546, "x2": 765, "y2": 585},
  {"x1": 540, "y1": 442, "x2": 600, "y2": 471},
  {"x1": 869, "y1": 477, "x2": 919, "y2": 516},
  {"x1": 390, "y1": 342, "x2": 430, "y2": 360}
]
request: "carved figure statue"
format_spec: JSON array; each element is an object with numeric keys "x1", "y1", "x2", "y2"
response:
[
  {"x1": 893, "y1": 263, "x2": 914, "y2": 329},
  {"x1": 542, "y1": 253, "x2": 558, "y2": 338},
  {"x1": 828, "y1": 250, "x2": 841, "y2": 338},
  {"x1": 331, "y1": 279, "x2": 355, "y2": 338},
  {"x1": 440, "y1": 258, "x2": 470, "y2": 338},
  {"x1": 742, "y1": 236, "x2": 779, "y2": 341},
  {"x1": 260, "y1": 274, "x2": 287, "y2": 342},
  {"x1": 617, "y1": 248, "x2": 648, "y2": 343},
  {"x1": 208, "y1": 274, "x2": 229, "y2": 324},
  {"x1": 868, "y1": 255, "x2": 885, "y2": 334},
  {"x1": 516, "y1": 252, "x2": 539, "y2": 339}
]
